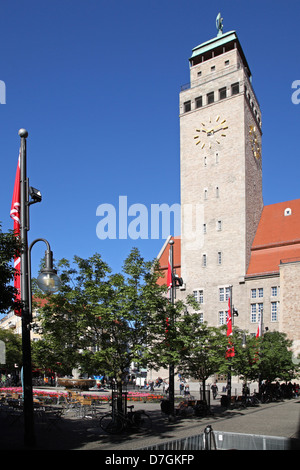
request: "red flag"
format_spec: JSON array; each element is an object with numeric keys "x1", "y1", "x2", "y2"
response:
[
  {"x1": 253, "y1": 319, "x2": 261, "y2": 362},
  {"x1": 226, "y1": 296, "x2": 235, "y2": 358},
  {"x1": 10, "y1": 154, "x2": 21, "y2": 316},
  {"x1": 165, "y1": 247, "x2": 172, "y2": 340}
]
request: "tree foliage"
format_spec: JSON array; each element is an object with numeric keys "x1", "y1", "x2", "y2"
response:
[
  {"x1": 35, "y1": 249, "x2": 170, "y2": 391},
  {"x1": 32, "y1": 248, "x2": 299, "y2": 394},
  {"x1": 257, "y1": 331, "x2": 297, "y2": 382},
  {"x1": 176, "y1": 316, "x2": 228, "y2": 400},
  {"x1": 0, "y1": 328, "x2": 22, "y2": 370},
  {"x1": 222, "y1": 328, "x2": 298, "y2": 384}
]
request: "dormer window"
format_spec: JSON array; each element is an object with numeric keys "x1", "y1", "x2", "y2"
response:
[{"x1": 284, "y1": 208, "x2": 292, "y2": 216}]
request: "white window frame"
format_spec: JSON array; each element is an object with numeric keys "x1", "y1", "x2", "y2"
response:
[
  {"x1": 271, "y1": 286, "x2": 278, "y2": 297},
  {"x1": 219, "y1": 310, "x2": 226, "y2": 325},
  {"x1": 193, "y1": 289, "x2": 204, "y2": 305},
  {"x1": 250, "y1": 303, "x2": 263, "y2": 323},
  {"x1": 271, "y1": 301, "x2": 279, "y2": 322},
  {"x1": 219, "y1": 286, "x2": 230, "y2": 302}
]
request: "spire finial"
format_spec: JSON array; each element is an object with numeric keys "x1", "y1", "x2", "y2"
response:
[{"x1": 216, "y1": 13, "x2": 223, "y2": 36}]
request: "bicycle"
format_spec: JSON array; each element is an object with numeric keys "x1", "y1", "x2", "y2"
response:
[{"x1": 99, "y1": 405, "x2": 152, "y2": 434}]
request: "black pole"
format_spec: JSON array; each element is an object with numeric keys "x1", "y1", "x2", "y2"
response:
[
  {"x1": 227, "y1": 285, "x2": 233, "y2": 406},
  {"x1": 168, "y1": 239, "x2": 175, "y2": 421},
  {"x1": 19, "y1": 128, "x2": 35, "y2": 447}
]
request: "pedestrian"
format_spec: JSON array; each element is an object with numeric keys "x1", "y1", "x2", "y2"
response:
[
  {"x1": 211, "y1": 383, "x2": 218, "y2": 399},
  {"x1": 179, "y1": 381, "x2": 184, "y2": 395}
]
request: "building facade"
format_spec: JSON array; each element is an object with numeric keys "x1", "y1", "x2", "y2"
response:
[{"x1": 158, "y1": 23, "x2": 300, "y2": 360}]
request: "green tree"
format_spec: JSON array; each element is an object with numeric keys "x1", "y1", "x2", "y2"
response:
[
  {"x1": 31, "y1": 339, "x2": 70, "y2": 377},
  {"x1": 78, "y1": 249, "x2": 169, "y2": 407},
  {"x1": 219, "y1": 329, "x2": 299, "y2": 387},
  {"x1": 36, "y1": 248, "x2": 169, "y2": 410},
  {"x1": 176, "y1": 316, "x2": 228, "y2": 403},
  {"x1": 35, "y1": 253, "x2": 112, "y2": 375},
  {"x1": 257, "y1": 331, "x2": 297, "y2": 383},
  {"x1": 218, "y1": 328, "x2": 261, "y2": 383},
  {"x1": 0, "y1": 328, "x2": 22, "y2": 370}
]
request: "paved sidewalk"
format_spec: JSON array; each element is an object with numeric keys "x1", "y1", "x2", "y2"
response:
[{"x1": 0, "y1": 394, "x2": 299, "y2": 450}]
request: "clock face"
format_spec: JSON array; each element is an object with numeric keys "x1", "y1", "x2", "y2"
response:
[
  {"x1": 249, "y1": 125, "x2": 261, "y2": 159},
  {"x1": 194, "y1": 115, "x2": 228, "y2": 150}
]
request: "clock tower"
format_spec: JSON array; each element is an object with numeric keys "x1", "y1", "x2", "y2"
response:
[{"x1": 179, "y1": 17, "x2": 263, "y2": 326}]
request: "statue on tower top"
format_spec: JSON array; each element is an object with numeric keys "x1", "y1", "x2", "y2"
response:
[{"x1": 216, "y1": 12, "x2": 223, "y2": 36}]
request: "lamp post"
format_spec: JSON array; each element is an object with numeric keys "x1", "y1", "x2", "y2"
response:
[{"x1": 19, "y1": 129, "x2": 60, "y2": 447}]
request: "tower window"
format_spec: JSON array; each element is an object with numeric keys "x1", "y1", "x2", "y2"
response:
[
  {"x1": 195, "y1": 96, "x2": 203, "y2": 108},
  {"x1": 231, "y1": 82, "x2": 240, "y2": 95},
  {"x1": 207, "y1": 92, "x2": 214, "y2": 104},
  {"x1": 216, "y1": 186, "x2": 219, "y2": 198},
  {"x1": 225, "y1": 60, "x2": 230, "y2": 66},
  {"x1": 211, "y1": 66, "x2": 215, "y2": 72},
  {"x1": 217, "y1": 220, "x2": 222, "y2": 231},
  {"x1": 202, "y1": 254, "x2": 207, "y2": 267},
  {"x1": 218, "y1": 251, "x2": 222, "y2": 265},
  {"x1": 184, "y1": 101, "x2": 191, "y2": 112},
  {"x1": 219, "y1": 87, "x2": 227, "y2": 100}
]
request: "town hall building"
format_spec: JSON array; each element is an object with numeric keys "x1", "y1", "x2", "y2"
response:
[{"x1": 157, "y1": 18, "x2": 300, "y2": 360}]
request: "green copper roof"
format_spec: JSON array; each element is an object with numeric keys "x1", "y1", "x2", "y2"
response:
[
  {"x1": 189, "y1": 29, "x2": 251, "y2": 77},
  {"x1": 190, "y1": 30, "x2": 238, "y2": 58}
]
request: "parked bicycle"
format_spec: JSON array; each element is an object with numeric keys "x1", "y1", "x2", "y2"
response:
[{"x1": 99, "y1": 404, "x2": 152, "y2": 434}]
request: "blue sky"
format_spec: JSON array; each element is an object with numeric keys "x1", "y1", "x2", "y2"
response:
[{"x1": 0, "y1": 0, "x2": 299, "y2": 280}]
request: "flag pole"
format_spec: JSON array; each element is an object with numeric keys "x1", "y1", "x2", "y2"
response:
[
  {"x1": 227, "y1": 286, "x2": 232, "y2": 403},
  {"x1": 168, "y1": 239, "x2": 175, "y2": 421},
  {"x1": 19, "y1": 128, "x2": 35, "y2": 447}
]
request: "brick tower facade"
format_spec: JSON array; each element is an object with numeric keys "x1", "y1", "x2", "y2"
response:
[{"x1": 179, "y1": 28, "x2": 263, "y2": 328}]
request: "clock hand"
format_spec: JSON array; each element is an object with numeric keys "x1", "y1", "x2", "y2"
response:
[{"x1": 213, "y1": 127, "x2": 227, "y2": 134}]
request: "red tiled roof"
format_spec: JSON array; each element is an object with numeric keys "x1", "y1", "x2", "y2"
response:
[
  {"x1": 156, "y1": 236, "x2": 181, "y2": 286},
  {"x1": 155, "y1": 200, "x2": 300, "y2": 280},
  {"x1": 247, "y1": 199, "x2": 300, "y2": 276},
  {"x1": 247, "y1": 243, "x2": 300, "y2": 276}
]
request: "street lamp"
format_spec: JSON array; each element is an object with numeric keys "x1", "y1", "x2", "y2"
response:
[
  {"x1": 18, "y1": 129, "x2": 60, "y2": 447},
  {"x1": 31, "y1": 240, "x2": 61, "y2": 294}
]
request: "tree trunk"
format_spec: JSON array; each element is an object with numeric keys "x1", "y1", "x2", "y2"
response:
[{"x1": 116, "y1": 379, "x2": 124, "y2": 413}]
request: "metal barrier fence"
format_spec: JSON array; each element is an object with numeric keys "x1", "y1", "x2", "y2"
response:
[{"x1": 139, "y1": 425, "x2": 299, "y2": 450}]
